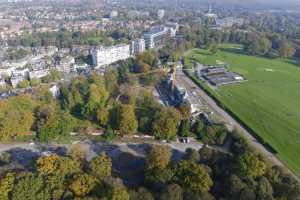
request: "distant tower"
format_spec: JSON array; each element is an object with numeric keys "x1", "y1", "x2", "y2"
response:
[
  {"x1": 208, "y1": 4, "x2": 212, "y2": 14},
  {"x1": 205, "y1": 3, "x2": 217, "y2": 19}
]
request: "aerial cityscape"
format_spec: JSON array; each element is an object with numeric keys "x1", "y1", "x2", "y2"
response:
[{"x1": 0, "y1": 0, "x2": 300, "y2": 199}]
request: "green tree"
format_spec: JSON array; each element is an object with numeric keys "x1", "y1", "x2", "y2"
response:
[
  {"x1": 256, "y1": 176, "x2": 273, "y2": 199},
  {"x1": 237, "y1": 152, "x2": 267, "y2": 179},
  {"x1": 68, "y1": 144, "x2": 86, "y2": 167},
  {"x1": 208, "y1": 43, "x2": 218, "y2": 54},
  {"x1": 178, "y1": 120, "x2": 191, "y2": 137},
  {"x1": 117, "y1": 104, "x2": 138, "y2": 135},
  {"x1": 0, "y1": 97, "x2": 34, "y2": 141},
  {"x1": 227, "y1": 174, "x2": 245, "y2": 197},
  {"x1": 42, "y1": 69, "x2": 62, "y2": 83},
  {"x1": 96, "y1": 107, "x2": 109, "y2": 126},
  {"x1": 183, "y1": 148, "x2": 200, "y2": 163},
  {"x1": 161, "y1": 184, "x2": 183, "y2": 200},
  {"x1": 17, "y1": 79, "x2": 30, "y2": 88},
  {"x1": 104, "y1": 69, "x2": 119, "y2": 95},
  {"x1": 239, "y1": 188, "x2": 256, "y2": 200},
  {"x1": 82, "y1": 83, "x2": 109, "y2": 118},
  {"x1": 144, "y1": 145, "x2": 173, "y2": 186},
  {"x1": 152, "y1": 108, "x2": 180, "y2": 140},
  {"x1": 108, "y1": 184, "x2": 130, "y2": 200},
  {"x1": 89, "y1": 153, "x2": 112, "y2": 180},
  {"x1": 146, "y1": 145, "x2": 171, "y2": 171},
  {"x1": 136, "y1": 51, "x2": 158, "y2": 67},
  {"x1": 30, "y1": 78, "x2": 40, "y2": 87},
  {"x1": 134, "y1": 62, "x2": 151, "y2": 73},
  {"x1": 178, "y1": 103, "x2": 191, "y2": 120},
  {"x1": 130, "y1": 187, "x2": 154, "y2": 200},
  {"x1": 11, "y1": 172, "x2": 50, "y2": 200},
  {"x1": 37, "y1": 111, "x2": 76, "y2": 142},
  {"x1": 174, "y1": 161, "x2": 213, "y2": 193}
]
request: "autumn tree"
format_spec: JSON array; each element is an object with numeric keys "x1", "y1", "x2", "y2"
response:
[
  {"x1": 89, "y1": 153, "x2": 112, "y2": 180},
  {"x1": 178, "y1": 103, "x2": 191, "y2": 120},
  {"x1": 117, "y1": 104, "x2": 138, "y2": 135},
  {"x1": 96, "y1": 107, "x2": 109, "y2": 126},
  {"x1": 279, "y1": 40, "x2": 296, "y2": 58},
  {"x1": 0, "y1": 172, "x2": 15, "y2": 200},
  {"x1": 144, "y1": 145, "x2": 173, "y2": 185},
  {"x1": 37, "y1": 154, "x2": 81, "y2": 178},
  {"x1": 134, "y1": 62, "x2": 151, "y2": 73},
  {"x1": 68, "y1": 144, "x2": 86, "y2": 167},
  {"x1": 69, "y1": 173, "x2": 96, "y2": 197},
  {"x1": 136, "y1": 51, "x2": 158, "y2": 67},
  {"x1": 152, "y1": 108, "x2": 180, "y2": 140},
  {"x1": 37, "y1": 154, "x2": 61, "y2": 176},
  {"x1": 104, "y1": 69, "x2": 119, "y2": 95}
]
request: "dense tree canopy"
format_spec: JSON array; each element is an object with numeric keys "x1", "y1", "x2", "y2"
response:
[{"x1": 152, "y1": 108, "x2": 181, "y2": 140}]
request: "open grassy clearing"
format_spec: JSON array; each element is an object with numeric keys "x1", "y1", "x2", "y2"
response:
[{"x1": 184, "y1": 45, "x2": 300, "y2": 175}]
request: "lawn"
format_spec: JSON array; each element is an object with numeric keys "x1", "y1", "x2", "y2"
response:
[{"x1": 184, "y1": 45, "x2": 300, "y2": 175}]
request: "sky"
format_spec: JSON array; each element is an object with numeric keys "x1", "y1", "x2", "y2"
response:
[{"x1": 206, "y1": 0, "x2": 300, "y2": 8}]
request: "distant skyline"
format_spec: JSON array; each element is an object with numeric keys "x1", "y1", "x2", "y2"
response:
[{"x1": 212, "y1": 0, "x2": 300, "y2": 6}]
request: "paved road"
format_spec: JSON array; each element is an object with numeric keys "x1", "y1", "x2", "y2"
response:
[
  {"x1": 177, "y1": 69, "x2": 300, "y2": 181},
  {"x1": 0, "y1": 140, "x2": 203, "y2": 164}
]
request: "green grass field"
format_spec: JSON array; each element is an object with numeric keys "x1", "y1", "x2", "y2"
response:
[{"x1": 185, "y1": 44, "x2": 300, "y2": 175}]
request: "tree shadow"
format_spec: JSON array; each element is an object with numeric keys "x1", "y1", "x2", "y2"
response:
[
  {"x1": 285, "y1": 59, "x2": 300, "y2": 67},
  {"x1": 6, "y1": 148, "x2": 40, "y2": 170},
  {"x1": 90, "y1": 143, "x2": 146, "y2": 186}
]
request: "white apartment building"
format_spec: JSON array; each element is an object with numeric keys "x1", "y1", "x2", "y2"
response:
[
  {"x1": 157, "y1": 9, "x2": 165, "y2": 20},
  {"x1": 10, "y1": 72, "x2": 26, "y2": 88},
  {"x1": 216, "y1": 17, "x2": 244, "y2": 28},
  {"x1": 91, "y1": 44, "x2": 130, "y2": 67},
  {"x1": 0, "y1": 76, "x2": 6, "y2": 87},
  {"x1": 130, "y1": 39, "x2": 145, "y2": 55},
  {"x1": 143, "y1": 27, "x2": 169, "y2": 49},
  {"x1": 55, "y1": 55, "x2": 75, "y2": 73},
  {"x1": 110, "y1": 11, "x2": 118, "y2": 19},
  {"x1": 29, "y1": 67, "x2": 49, "y2": 80}
]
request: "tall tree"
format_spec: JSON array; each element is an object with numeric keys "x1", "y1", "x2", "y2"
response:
[
  {"x1": 279, "y1": 40, "x2": 296, "y2": 58},
  {"x1": 152, "y1": 108, "x2": 180, "y2": 140},
  {"x1": 89, "y1": 153, "x2": 112, "y2": 180},
  {"x1": 82, "y1": 83, "x2": 109, "y2": 118},
  {"x1": 69, "y1": 173, "x2": 96, "y2": 197},
  {"x1": 174, "y1": 161, "x2": 213, "y2": 194},
  {"x1": 236, "y1": 152, "x2": 267, "y2": 179},
  {"x1": 117, "y1": 104, "x2": 138, "y2": 135}
]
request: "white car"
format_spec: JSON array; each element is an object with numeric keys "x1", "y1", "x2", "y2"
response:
[{"x1": 41, "y1": 151, "x2": 53, "y2": 156}]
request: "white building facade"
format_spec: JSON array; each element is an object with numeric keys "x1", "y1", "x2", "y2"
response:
[
  {"x1": 143, "y1": 27, "x2": 169, "y2": 49},
  {"x1": 91, "y1": 44, "x2": 130, "y2": 67},
  {"x1": 130, "y1": 39, "x2": 145, "y2": 55},
  {"x1": 157, "y1": 9, "x2": 165, "y2": 19}
]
